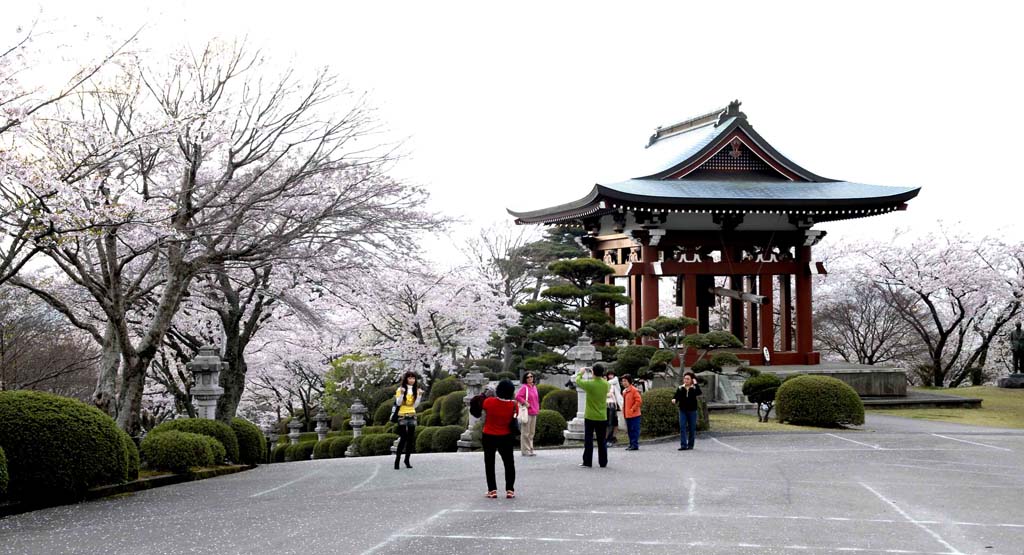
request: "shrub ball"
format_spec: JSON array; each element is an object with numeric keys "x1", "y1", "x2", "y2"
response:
[
  {"x1": 117, "y1": 427, "x2": 140, "y2": 481},
  {"x1": 313, "y1": 437, "x2": 337, "y2": 460},
  {"x1": 0, "y1": 390, "x2": 130, "y2": 501},
  {"x1": 541, "y1": 389, "x2": 578, "y2": 421},
  {"x1": 535, "y1": 384, "x2": 558, "y2": 405},
  {"x1": 149, "y1": 418, "x2": 240, "y2": 463},
  {"x1": 534, "y1": 409, "x2": 566, "y2": 446},
  {"x1": 776, "y1": 375, "x2": 865, "y2": 427},
  {"x1": 438, "y1": 390, "x2": 467, "y2": 426},
  {"x1": 329, "y1": 436, "x2": 353, "y2": 458},
  {"x1": 428, "y1": 376, "x2": 464, "y2": 403},
  {"x1": 416, "y1": 427, "x2": 438, "y2": 453},
  {"x1": 374, "y1": 400, "x2": 394, "y2": 426},
  {"x1": 639, "y1": 388, "x2": 678, "y2": 438},
  {"x1": 140, "y1": 431, "x2": 214, "y2": 473},
  {"x1": 286, "y1": 441, "x2": 316, "y2": 462},
  {"x1": 430, "y1": 425, "x2": 464, "y2": 453},
  {"x1": 231, "y1": 417, "x2": 267, "y2": 466}
]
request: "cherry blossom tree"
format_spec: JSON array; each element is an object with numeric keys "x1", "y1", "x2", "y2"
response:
[
  {"x1": 14, "y1": 39, "x2": 437, "y2": 433},
  {"x1": 333, "y1": 262, "x2": 519, "y2": 391},
  {"x1": 853, "y1": 230, "x2": 1023, "y2": 386}
]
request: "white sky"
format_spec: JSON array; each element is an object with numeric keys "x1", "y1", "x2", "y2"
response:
[{"x1": 9, "y1": 1, "x2": 1024, "y2": 260}]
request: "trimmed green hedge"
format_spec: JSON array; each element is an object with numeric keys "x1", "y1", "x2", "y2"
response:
[
  {"x1": 534, "y1": 409, "x2": 566, "y2": 446},
  {"x1": 640, "y1": 388, "x2": 677, "y2": 437},
  {"x1": 541, "y1": 389, "x2": 577, "y2": 421},
  {"x1": 639, "y1": 387, "x2": 709, "y2": 437},
  {"x1": 0, "y1": 390, "x2": 130, "y2": 501},
  {"x1": 329, "y1": 436, "x2": 353, "y2": 458},
  {"x1": 149, "y1": 419, "x2": 240, "y2": 463},
  {"x1": 117, "y1": 428, "x2": 140, "y2": 481},
  {"x1": 416, "y1": 427, "x2": 438, "y2": 453},
  {"x1": 438, "y1": 391, "x2": 466, "y2": 426},
  {"x1": 429, "y1": 377, "x2": 464, "y2": 403},
  {"x1": 776, "y1": 375, "x2": 864, "y2": 427},
  {"x1": 231, "y1": 418, "x2": 266, "y2": 465},
  {"x1": 431, "y1": 425, "x2": 463, "y2": 453},
  {"x1": 285, "y1": 441, "x2": 316, "y2": 462},
  {"x1": 199, "y1": 435, "x2": 227, "y2": 464},
  {"x1": 313, "y1": 437, "x2": 336, "y2": 460},
  {"x1": 356, "y1": 433, "x2": 399, "y2": 456},
  {"x1": 373, "y1": 400, "x2": 394, "y2": 426},
  {"x1": 140, "y1": 431, "x2": 213, "y2": 473},
  {"x1": 0, "y1": 445, "x2": 8, "y2": 496},
  {"x1": 536, "y1": 384, "x2": 558, "y2": 405},
  {"x1": 272, "y1": 444, "x2": 288, "y2": 463}
]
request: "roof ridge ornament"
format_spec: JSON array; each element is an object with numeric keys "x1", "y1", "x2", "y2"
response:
[{"x1": 717, "y1": 99, "x2": 746, "y2": 126}]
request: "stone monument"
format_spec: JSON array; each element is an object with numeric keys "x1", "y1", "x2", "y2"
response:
[
  {"x1": 564, "y1": 335, "x2": 599, "y2": 445},
  {"x1": 314, "y1": 408, "x2": 330, "y2": 442},
  {"x1": 188, "y1": 345, "x2": 227, "y2": 420},
  {"x1": 998, "y1": 322, "x2": 1024, "y2": 388}
]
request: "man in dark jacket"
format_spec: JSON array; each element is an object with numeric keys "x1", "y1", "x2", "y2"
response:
[{"x1": 671, "y1": 372, "x2": 702, "y2": 450}]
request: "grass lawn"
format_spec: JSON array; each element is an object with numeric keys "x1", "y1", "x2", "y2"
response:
[
  {"x1": 870, "y1": 386, "x2": 1024, "y2": 429},
  {"x1": 708, "y1": 411, "x2": 835, "y2": 433}
]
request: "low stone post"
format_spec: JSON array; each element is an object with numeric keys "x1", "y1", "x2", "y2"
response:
[
  {"x1": 188, "y1": 345, "x2": 227, "y2": 420},
  {"x1": 346, "y1": 400, "x2": 367, "y2": 457},
  {"x1": 564, "y1": 335, "x2": 599, "y2": 445},
  {"x1": 457, "y1": 369, "x2": 489, "y2": 452},
  {"x1": 314, "y1": 408, "x2": 330, "y2": 442},
  {"x1": 287, "y1": 417, "x2": 302, "y2": 445}
]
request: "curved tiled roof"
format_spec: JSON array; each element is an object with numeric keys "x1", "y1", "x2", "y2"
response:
[{"x1": 508, "y1": 101, "x2": 920, "y2": 224}]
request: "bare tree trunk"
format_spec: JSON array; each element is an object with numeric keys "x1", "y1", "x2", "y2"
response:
[{"x1": 93, "y1": 322, "x2": 120, "y2": 417}]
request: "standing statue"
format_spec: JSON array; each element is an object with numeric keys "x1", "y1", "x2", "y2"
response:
[{"x1": 1011, "y1": 322, "x2": 1024, "y2": 374}]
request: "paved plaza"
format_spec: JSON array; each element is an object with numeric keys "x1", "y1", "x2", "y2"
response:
[{"x1": 2, "y1": 416, "x2": 1023, "y2": 555}]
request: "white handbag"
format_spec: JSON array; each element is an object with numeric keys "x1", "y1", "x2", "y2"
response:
[{"x1": 517, "y1": 386, "x2": 530, "y2": 424}]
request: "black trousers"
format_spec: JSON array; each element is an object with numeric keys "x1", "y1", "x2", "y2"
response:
[
  {"x1": 482, "y1": 432, "x2": 515, "y2": 492},
  {"x1": 395, "y1": 419, "x2": 416, "y2": 458},
  {"x1": 583, "y1": 418, "x2": 608, "y2": 467}
]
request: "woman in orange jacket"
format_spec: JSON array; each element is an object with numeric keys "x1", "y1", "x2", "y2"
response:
[{"x1": 621, "y1": 374, "x2": 643, "y2": 450}]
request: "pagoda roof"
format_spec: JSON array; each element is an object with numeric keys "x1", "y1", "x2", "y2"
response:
[{"x1": 509, "y1": 101, "x2": 920, "y2": 225}]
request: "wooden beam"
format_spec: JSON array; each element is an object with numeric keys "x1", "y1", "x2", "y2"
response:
[
  {"x1": 608, "y1": 261, "x2": 803, "y2": 277},
  {"x1": 709, "y1": 286, "x2": 766, "y2": 305}
]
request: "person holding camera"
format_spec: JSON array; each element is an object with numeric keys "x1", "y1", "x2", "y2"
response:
[
  {"x1": 572, "y1": 362, "x2": 611, "y2": 468},
  {"x1": 393, "y1": 371, "x2": 424, "y2": 469},
  {"x1": 671, "y1": 372, "x2": 702, "y2": 451},
  {"x1": 621, "y1": 374, "x2": 643, "y2": 450},
  {"x1": 481, "y1": 379, "x2": 518, "y2": 499}
]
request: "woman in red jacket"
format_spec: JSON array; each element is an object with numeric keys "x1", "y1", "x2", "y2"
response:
[
  {"x1": 482, "y1": 379, "x2": 518, "y2": 499},
  {"x1": 621, "y1": 374, "x2": 643, "y2": 450}
]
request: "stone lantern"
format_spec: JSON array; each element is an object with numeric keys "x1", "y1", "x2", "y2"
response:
[
  {"x1": 564, "y1": 334, "x2": 599, "y2": 444},
  {"x1": 346, "y1": 400, "x2": 367, "y2": 457},
  {"x1": 314, "y1": 408, "x2": 330, "y2": 442},
  {"x1": 457, "y1": 368, "x2": 489, "y2": 452},
  {"x1": 261, "y1": 424, "x2": 276, "y2": 463},
  {"x1": 188, "y1": 345, "x2": 227, "y2": 420},
  {"x1": 287, "y1": 417, "x2": 303, "y2": 445}
]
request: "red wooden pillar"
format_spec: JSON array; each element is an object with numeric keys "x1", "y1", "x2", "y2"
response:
[
  {"x1": 759, "y1": 274, "x2": 775, "y2": 361},
  {"x1": 682, "y1": 273, "x2": 698, "y2": 335},
  {"x1": 795, "y1": 245, "x2": 814, "y2": 356},
  {"x1": 640, "y1": 246, "x2": 659, "y2": 328},
  {"x1": 729, "y1": 274, "x2": 745, "y2": 342},
  {"x1": 779, "y1": 274, "x2": 793, "y2": 351},
  {"x1": 630, "y1": 275, "x2": 642, "y2": 337},
  {"x1": 744, "y1": 276, "x2": 758, "y2": 348}
]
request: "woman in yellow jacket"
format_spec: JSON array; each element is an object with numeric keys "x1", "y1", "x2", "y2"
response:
[{"x1": 394, "y1": 372, "x2": 424, "y2": 469}]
